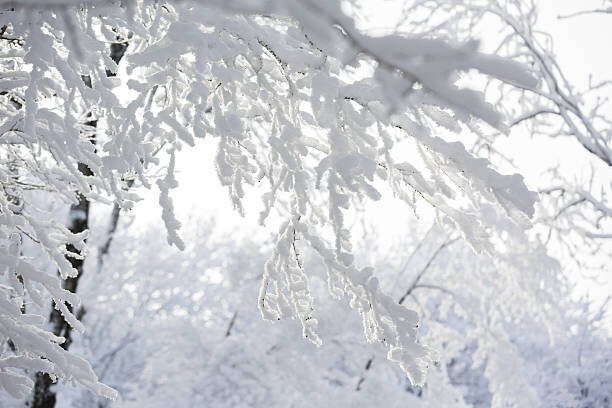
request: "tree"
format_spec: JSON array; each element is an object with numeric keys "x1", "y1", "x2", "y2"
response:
[
  {"x1": 30, "y1": 32, "x2": 129, "y2": 408},
  {"x1": 391, "y1": 0, "x2": 611, "y2": 272},
  {"x1": 0, "y1": 0, "x2": 608, "y2": 404},
  {"x1": 59, "y1": 213, "x2": 611, "y2": 407}
]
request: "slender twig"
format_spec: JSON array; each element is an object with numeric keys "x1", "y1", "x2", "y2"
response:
[
  {"x1": 398, "y1": 238, "x2": 459, "y2": 305},
  {"x1": 225, "y1": 311, "x2": 238, "y2": 337},
  {"x1": 355, "y1": 356, "x2": 374, "y2": 391},
  {"x1": 558, "y1": 8, "x2": 612, "y2": 19}
]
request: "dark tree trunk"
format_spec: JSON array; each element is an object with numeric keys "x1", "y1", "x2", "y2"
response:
[
  {"x1": 30, "y1": 40, "x2": 128, "y2": 408},
  {"x1": 31, "y1": 168, "x2": 92, "y2": 408}
]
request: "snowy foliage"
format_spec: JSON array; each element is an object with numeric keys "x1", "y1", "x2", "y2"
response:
[
  {"x1": 0, "y1": 0, "x2": 609, "y2": 405},
  {"x1": 54, "y1": 214, "x2": 610, "y2": 407}
]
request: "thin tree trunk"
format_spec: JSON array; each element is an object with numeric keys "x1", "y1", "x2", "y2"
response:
[
  {"x1": 97, "y1": 178, "x2": 133, "y2": 271},
  {"x1": 30, "y1": 157, "x2": 94, "y2": 408},
  {"x1": 30, "y1": 40, "x2": 128, "y2": 408}
]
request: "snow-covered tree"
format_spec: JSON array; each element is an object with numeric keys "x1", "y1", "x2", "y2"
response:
[
  {"x1": 388, "y1": 0, "x2": 611, "y2": 272},
  {"x1": 55, "y1": 209, "x2": 610, "y2": 407},
  {"x1": 0, "y1": 0, "x2": 608, "y2": 405}
]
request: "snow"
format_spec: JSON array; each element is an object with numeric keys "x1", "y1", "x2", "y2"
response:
[{"x1": 0, "y1": 0, "x2": 610, "y2": 406}]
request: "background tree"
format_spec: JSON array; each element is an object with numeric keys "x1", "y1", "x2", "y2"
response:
[{"x1": 30, "y1": 36, "x2": 129, "y2": 408}]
